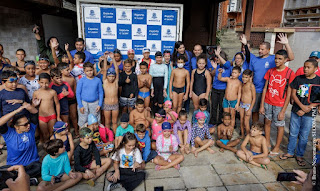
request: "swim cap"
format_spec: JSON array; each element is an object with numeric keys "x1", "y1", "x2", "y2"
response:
[
  {"x1": 88, "y1": 113, "x2": 98, "y2": 125},
  {"x1": 195, "y1": 112, "x2": 206, "y2": 120},
  {"x1": 107, "y1": 68, "x2": 116, "y2": 76},
  {"x1": 53, "y1": 121, "x2": 67, "y2": 133}
]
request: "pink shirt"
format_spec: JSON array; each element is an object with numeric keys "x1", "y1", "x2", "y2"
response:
[{"x1": 151, "y1": 119, "x2": 163, "y2": 141}]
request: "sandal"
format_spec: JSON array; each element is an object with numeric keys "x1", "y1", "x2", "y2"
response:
[
  {"x1": 279, "y1": 154, "x2": 294, "y2": 160},
  {"x1": 260, "y1": 164, "x2": 268, "y2": 170},
  {"x1": 296, "y1": 157, "x2": 306, "y2": 166}
]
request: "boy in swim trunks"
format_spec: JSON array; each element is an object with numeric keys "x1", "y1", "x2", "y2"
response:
[
  {"x1": 218, "y1": 66, "x2": 242, "y2": 128},
  {"x1": 138, "y1": 61, "x2": 152, "y2": 108},
  {"x1": 236, "y1": 123, "x2": 270, "y2": 169},
  {"x1": 216, "y1": 112, "x2": 240, "y2": 153},
  {"x1": 239, "y1": 69, "x2": 256, "y2": 139},
  {"x1": 129, "y1": 98, "x2": 150, "y2": 132},
  {"x1": 169, "y1": 55, "x2": 190, "y2": 114},
  {"x1": 102, "y1": 52, "x2": 120, "y2": 133},
  {"x1": 33, "y1": 73, "x2": 61, "y2": 143}
]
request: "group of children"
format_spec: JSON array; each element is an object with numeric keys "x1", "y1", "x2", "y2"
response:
[{"x1": 0, "y1": 30, "x2": 319, "y2": 190}]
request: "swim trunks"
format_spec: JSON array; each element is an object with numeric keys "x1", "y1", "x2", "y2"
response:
[
  {"x1": 138, "y1": 91, "x2": 150, "y2": 99},
  {"x1": 240, "y1": 101, "x2": 251, "y2": 111},
  {"x1": 220, "y1": 139, "x2": 229, "y2": 145},
  {"x1": 39, "y1": 114, "x2": 57, "y2": 123},
  {"x1": 103, "y1": 103, "x2": 119, "y2": 111},
  {"x1": 222, "y1": 98, "x2": 237, "y2": 109},
  {"x1": 172, "y1": 86, "x2": 185, "y2": 94}
]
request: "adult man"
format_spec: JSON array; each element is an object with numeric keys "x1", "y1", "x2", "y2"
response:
[
  {"x1": 240, "y1": 33, "x2": 295, "y2": 123},
  {"x1": 70, "y1": 38, "x2": 94, "y2": 64},
  {"x1": 191, "y1": 44, "x2": 213, "y2": 71}
]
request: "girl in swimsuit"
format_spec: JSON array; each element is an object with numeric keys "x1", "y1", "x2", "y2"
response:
[{"x1": 189, "y1": 54, "x2": 212, "y2": 110}]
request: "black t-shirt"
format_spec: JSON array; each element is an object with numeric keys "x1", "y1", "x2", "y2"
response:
[
  {"x1": 290, "y1": 75, "x2": 320, "y2": 116},
  {"x1": 118, "y1": 71, "x2": 138, "y2": 98},
  {"x1": 74, "y1": 141, "x2": 101, "y2": 172}
]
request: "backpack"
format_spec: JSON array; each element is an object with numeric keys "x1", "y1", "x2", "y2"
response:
[{"x1": 267, "y1": 67, "x2": 293, "y2": 99}]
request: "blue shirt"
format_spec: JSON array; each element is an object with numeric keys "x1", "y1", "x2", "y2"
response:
[
  {"x1": 41, "y1": 151, "x2": 71, "y2": 182},
  {"x1": 0, "y1": 88, "x2": 30, "y2": 116},
  {"x1": 191, "y1": 57, "x2": 214, "y2": 71},
  {"x1": 70, "y1": 49, "x2": 94, "y2": 64},
  {"x1": 212, "y1": 61, "x2": 232, "y2": 90},
  {"x1": 2, "y1": 123, "x2": 39, "y2": 166},
  {"x1": 76, "y1": 76, "x2": 104, "y2": 108},
  {"x1": 135, "y1": 131, "x2": 151, "y2": 161},
  {"x1": 249, "y1": 55, "x2": 276, "y2": 93}
]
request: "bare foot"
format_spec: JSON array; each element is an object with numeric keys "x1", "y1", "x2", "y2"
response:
[
  {"x1": 174, "y1": 164, "x2": 180, "y2": 170},
  {"x1": 207, "y1": 148, "x2": 215, "y2": 154},
  {"x1": 194, "y1": 150, "x2": 199, "y2": 157},
  {"x1": 219, "y1": 148, "x2": 224, "y2": 153}
]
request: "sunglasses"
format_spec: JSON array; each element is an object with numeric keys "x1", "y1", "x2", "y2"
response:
[
  {"x1": 17, "y1": 120, "x2": 30, "y2": 127},
  {"x1": 3, "y1": 77, "x2": 18, "y2": 82}
]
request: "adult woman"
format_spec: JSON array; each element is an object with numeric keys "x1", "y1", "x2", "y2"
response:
[
  {"x1": 0, "y1": 104, "x2": 41, "y2": 178},
  {"x1": 232, "y1": 52, "x2": 249, "y2": 81}
]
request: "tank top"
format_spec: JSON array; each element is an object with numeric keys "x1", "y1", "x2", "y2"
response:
[
  {"x1": 193, "y1": 69, "x2": 207, "y2": 95},
  {"x1": 53, "y1": 134, "x2": 70, "y2": 152}
]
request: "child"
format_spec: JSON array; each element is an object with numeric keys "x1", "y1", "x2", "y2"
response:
[
  {"x1": 107, "y1": 132, "x2": 145, "y2": 191},
  {"x1": 163, "y1": 100, "x2": 178, "y2": 125},
  {"x1": 137, "y1": 61, "x2": 152, "y2": 107},
  {"x1": 218, "y1": 66, "x2": 242, "y2": 128},
  {"x1": 37, "y1": 139, "x2": 82, "y2": 191},
  {"x1": 36, "y1": 53, "x2": 51, "y2": 75},
  {"x1": 127, "y1": 49, "x2": 137, "y2": 72},
  {"x1": 156, "y1": 122, "x2": 184, "y2": 170},
  {"x1": 87, "y1": 114, "x2": 114, "y2": 157},
  {"x1": 192, "y1": 98, "x2": 215, "y2": 134},
  {"x1": 49, "y1": 68, "x2": 74, "y2": 123},
  {"x1": 191, "y1": 112, "x2": 215, "y2": 157},
  {"x1": 216, "y1": 112, "x2": 240, "y2": 153},
  {"x1": 239, "y1": 69, "x2": 256, "y2": 138},
  {"x1": 236, "y1": 123, "x2": 270, "y2": 169},
  {"x1": 111, "y1": 49, "x2": 123, "y2": 71},
  {"x1": 74, "y1": 127, "x2": 112, "y2": 187},
  {"x1": 135, "y1": 47, "x2": 155, "y2": 75},
  {"x1": 129, "y1": 98, "x2": 150, "y2": 131},
  {"x1": 169, "y1": 55, "x2": 190, "y2": 113},
  {"x1": 145, "y1": 108, "x2": 167, "y2": 150},
  {"x1": 18, "y1": 61, "x2": 40, "y2": 100},
  {"x1": 118, "y1": 59, "x2": 138, "y2": 113},
  {"x1": 190, "y1": 54, "x2": 212, "y2": 110},
  {"x1": 14, "y1": 48, "x2": 26, "y2": 74},
  {"x1": 32, "y1": 73, "x2": 61, "y2": 143},
  {"x1": 115, "y1": 113, "x2": 134, "y2": 148},
  {"x1": 77, "y1": 62, "x2": 104, "y2": 127},
  {"x1": 50, "y1": 121, "x2": 75, "y2": 160},
  {"x1": 280, "y1": 59, "x2": 320, "y2": 166},
  {"x1": 259, "y1": 49, "x2": 295, "y2": 157},
  {"x1": 102, "y1": 52, "x2": 119, "y2": 133},
  {"x1": 173, "y1": 110, "x2": 192, "y2": 154},
  {"x1": 150, "y1": 51, "x2": 168, "y2": 110},
  {"x1": 71, "y1": 51, "x2": 86, "y2": 82},
  {"x1": 57, "y1": 62, "x2": 78, "y2": 137},
  {"x1": 163, "y1": 50, "x2": 173, "y2": 102}
]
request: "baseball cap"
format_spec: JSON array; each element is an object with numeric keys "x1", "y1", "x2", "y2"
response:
[
  {"x1": 155, "y1": 51, "x2": 162, "y2": 57},
  {"x1": 120, "y1": 113, "x2": 129, "y2": 122},
  {"x1": 162, "y1": 122, "x2": 171, "y2": 130},
  {"x1": 107, "y1": 68, "x2": 116, "y2": 76},
  {"x1": 309, "y1": 51, "x2": 320, "y2": 59},
  {"x1": 53, "y1": 121, "x2": 67, "y2": 133},
  {"x1": 142, "y1": 47, "x2": 150, "y2": 53}
]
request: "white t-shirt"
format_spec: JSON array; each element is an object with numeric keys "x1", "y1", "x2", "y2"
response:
[{"x1": 112, "y1": 148, "x2": 143, "y2": 168}]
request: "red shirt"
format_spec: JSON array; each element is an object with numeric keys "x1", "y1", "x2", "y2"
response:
[
  {"x1": 264, "y1": 67, "x2": 295, "y2": 107},
  {"x1": 295, "y1": 66, "x2": 320, "y2": 77}
]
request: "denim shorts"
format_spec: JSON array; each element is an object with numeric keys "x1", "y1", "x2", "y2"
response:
[
  {"x1": 145, "y1": 150, "x2": 158, "y2": 163},
  {"x1": 264, "y1": 102, "x2": 285, "y2": 127},
  {"x1": 119, "y1": 97, "x2": 136, "y2": 108}
]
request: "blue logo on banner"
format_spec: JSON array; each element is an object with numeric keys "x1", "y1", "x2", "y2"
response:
[
  {"x1": 107, "y1": 27, "x2": 111, "y2": 33},
  {"x1": 85, "y1": 23, "x2": 101, "y2": 38},
  {"x1": 162, "y1": 10, "x2": 177, "y2": 25},
  {"x1": 132, "y1": 9, "x2": 147, "y2": 24},
  {"x1": 161, "y1": 41, "x2": 175, "y2": 53},
  {"x1": 147, "y1": 25, "x2": 161, "y2": 40},
  {"x1": 90, "y1": 10, "x2": 95, "y2": 17},
  {"x1": 101, "y1": 8, "x2": 116, "y2": 23},
  {"x1": 102, "y1": 39, "x2": 117, "y2": 52},
  {"x1": 137, "y1": 28, "x2": 142, "y2": 34},
  {"x1": 132, "y1": 40, "x2": 146, "y2": 55},
  {"x1": 166, "y1": 29, "x2": 171, "y2": 35},
  {"x1": 117, "y1": 24, "x2": 131, "y2": 39},
  {"x1": 122, "y1": 43, "x2": 127, "y2": 49},
  {"x1": 152, "y1": 13, "x2": 157, "y2": 19},
  {"x1": 121, "y1": 11, "x2": 127, "y2": 18},
  {"x1": 151, "y1": 43, "x2": 157, "y2": 51}
]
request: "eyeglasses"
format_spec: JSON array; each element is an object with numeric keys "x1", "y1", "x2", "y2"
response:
[
  {"x1": 3, "y1": 77, "x2": 18, "y2": 82},
  {"x1": 17, "y1": 120, "x2": 30, "y2": 127}
]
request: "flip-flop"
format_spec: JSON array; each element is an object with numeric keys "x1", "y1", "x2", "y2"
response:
[
  {"x1": 279, "y1": 154, "x2": 294, "y2": 160},
  {"x1": 296, "y1": 157, "x2": 306, "y2": 167},
  {"x1": 260, "y1": 164, "x2": 268, "y2": 170},
  {"x1": 268, "y1": 151, "x2": 280, "y2": 157}
]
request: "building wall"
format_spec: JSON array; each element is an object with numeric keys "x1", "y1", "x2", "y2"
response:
[{"x1": 0, "y1": 6, "x2": 38, "y2": 62}]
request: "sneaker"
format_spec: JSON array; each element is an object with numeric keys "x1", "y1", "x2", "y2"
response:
[
  {"x1": 30, "y1": 177, "x2": 39, "y2": 186},
  {"x1": 106, "y1": 183, "x2": 122, "y2": 191}
]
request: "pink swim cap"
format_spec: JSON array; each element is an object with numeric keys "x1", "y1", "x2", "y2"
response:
[
  {"x1": 195, "y1": 112, "x2": 206, "y2": 120},
  {"x1": 164, "y1": 100, "x2": 172, "y2": 109},
  {"x1": 127, "y1": 49, "x2": 134, "y2": 54}
]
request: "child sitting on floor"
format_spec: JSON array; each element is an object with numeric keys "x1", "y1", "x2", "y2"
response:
[
  {"x1": 173, "y1": 110, "x2": 192, "y2": 154},
  {"x1": 236, "y1": 123, "x2": 270, "y2": 169},
  {"x1": 156, "y1": 122, "x2": 184, "y2": 170},
  {"x1": 115, "y1": 113, "x2": 134, "y2": 148},
  {"x1": 192, "y1": 98, "x2": 215, "y2": 134},
  {"x1": 163, "y1": 100, "x2": 178, "y2": 125},
  {"x1": 37, "y1": 139, "x2": 82, "y2": 191},
  {"x1": 144, "y1": 108, "x2": 166, "y2": 150}
]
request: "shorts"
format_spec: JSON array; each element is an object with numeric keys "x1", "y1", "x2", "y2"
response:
[
  {"x1": 172, "y1": 86, "x2": 185, "y2": 94},
  {"x1": 119, "y1": 97, "x2": 136, "y2": 108},
  {"x1": 39, "y1": 114, "x2": 57, "y2": 123},
  {"x1": 145, "y1": 150, "x2": 158, "y2": 163},
  {"x1": 222, "y1": 98, "x2": 237, "y2": 109},
  {"x1": 240, "y1": 101, "x2": 251, "y2": 111},
  {"x1": 252, "y1": 93, "x2": 262, "y2": 112},
  {"x1": 103, "y1": 103, "x2": 119, "y2": 111},
  {"x1": 83, "y1": 160, "x2": 93, "y2": 169},
  {"x1": 220, "y1": 139, "x2": 229, "y2": 145},
  {"x1": 251, "y1": 150, "x2": 261, "y2": 156},
  {"x1": 68, "y1": 99, "x2": 77, "y2": 105},
  {"x1": 264, "y1": 102, "x2": 285, "y2": 127},
  {"x1": 138, "y1": 91, "x2": 150, "y2": 99}
]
